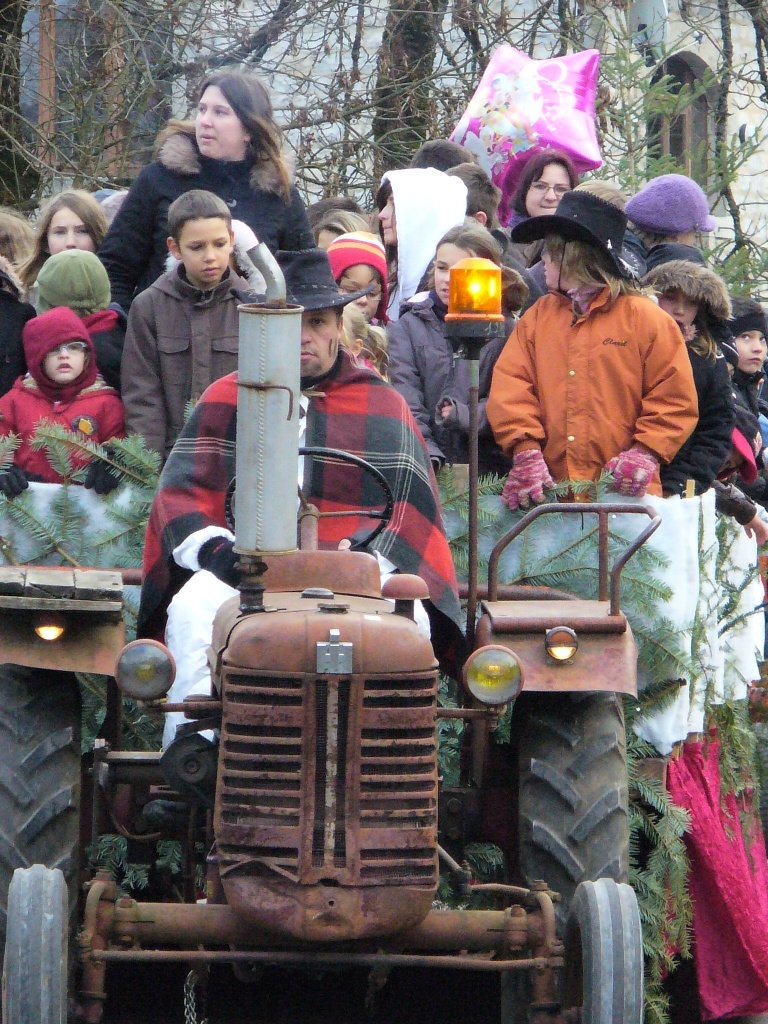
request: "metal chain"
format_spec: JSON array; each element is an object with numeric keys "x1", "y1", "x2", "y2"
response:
[{"x1": 183, "y1": 967, "x2": 209, "y2": 1024}]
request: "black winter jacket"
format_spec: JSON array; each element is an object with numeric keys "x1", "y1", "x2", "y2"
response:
[
  {"x1": 387, "y1": 293, "x2": 512, "y2": 477},
  {"x1": 84, "y1": 305, "x2": 127, "y2": 392},
  {"x1": 732, "y1": 366, "x2": 763, "y2": 418},
  {"x1": 0, "y1": 258, "x2": 33, "y2": 399},
  {"x1": 660, "y1": 349, "x2": 734, "y2": 495},
  {"x1": 98, "y1": 125, "x2": 313, "y2": 311}
]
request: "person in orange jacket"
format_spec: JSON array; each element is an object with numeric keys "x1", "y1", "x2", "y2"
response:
[
  {"x1": 0, "y1": 306, "x2": 124, "y2": 496},
  {"x1": 486, "y1": 190, "x2": 699, "y2": 508}
]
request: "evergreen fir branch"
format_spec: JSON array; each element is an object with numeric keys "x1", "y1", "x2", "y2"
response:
[
  {"x1": 155, "y1": 839, "x2": 183, "y2": 876},
  {"x1": 89, "y1": 834, "x2": 150, "y2": 897},
  {"x1": 0, "y1": 434, "x2": 21, "y2": 468},
  {"x1": 631, "y1": 619, "x2": 693, "y2": 683},
  {"x1": 31, "y1": 423, "x2": 160, "y2": 489},
  {"x1": 718, "y1": 595, "x2": 764, "y2": 636},
  {"x1": 0, "y1": 491, "x2": 82, "y2": 566},
  {"x1": 464, "y1": 842, "x2": 504, "y2": 881},
  {"x1": 634, "y1": 676, "x2": 690, "y2": 720},
  {"x1": 548, "y1": 476, "x2": 598, "y2": 499}
]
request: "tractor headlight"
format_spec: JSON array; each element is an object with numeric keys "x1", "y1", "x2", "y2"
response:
[
  {"x1": 115, "y1": 639, "x2": 176, "y2": 700},
  {"x1": 33, "y1": 613, "x2": 66, "y2": 642},
  {"x1": 545, "y1": 627, "x2": 579, "y2": 662},
  {"x1": 463, "y1": 645, "x2": 524, "y2": 705}
]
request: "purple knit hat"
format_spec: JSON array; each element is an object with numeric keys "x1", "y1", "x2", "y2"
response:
[{"x1": 625, "y1": 174, "x2": 716, "y2": 235}]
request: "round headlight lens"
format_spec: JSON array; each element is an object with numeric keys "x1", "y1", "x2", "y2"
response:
[
  {"x1": 116, "y1": 639, "x2": 176, "y2": 700},
  {"x1": 545, "y1": 626, "x2": 579, "y2": 662},
  {"x1": 34, "y1": 613, "x2": 66, "y2": 642},
  {"x1": 463, "y1": 645, "x2": 524, "y2": 705}
]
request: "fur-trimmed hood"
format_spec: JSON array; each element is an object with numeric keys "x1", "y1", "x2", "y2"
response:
[
  {"x1": 643, "y1": 259, "x2": 731, "y2": 322},
  {"x1": 153, "y1": 121, "x2": 291, "y2": 198}
]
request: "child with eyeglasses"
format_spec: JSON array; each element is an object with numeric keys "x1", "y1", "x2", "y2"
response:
[
  {"x1": 326, "y1": 231, "x2": 389, "y2": 325},
  {"x1": 0, "y1": 306, "x2": 124, "y2": 497}
]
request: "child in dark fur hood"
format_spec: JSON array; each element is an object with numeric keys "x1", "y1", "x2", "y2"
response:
[{"x1": 643, "y1": 259, "x2": 735, "y2": 499}]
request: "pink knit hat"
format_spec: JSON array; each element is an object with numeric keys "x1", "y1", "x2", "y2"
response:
[{"x1": 326, "y1": 232, "x2": 389, "y2": 323}]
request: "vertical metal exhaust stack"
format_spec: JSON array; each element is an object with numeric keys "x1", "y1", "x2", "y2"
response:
[{"x1": 234, "y1": 243, "x2": 303, "y2": 612}]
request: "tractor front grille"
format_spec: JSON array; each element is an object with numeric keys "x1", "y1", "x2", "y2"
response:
[
  {"x1": 357, "y1": 677, "x2": 438, "y2": 884},
  {"x1": 216, "y1": 669, "x2": 438, "y2": 888},
  {"x1": 218, "y1": 674, "x2": 304, "y2": 878}
]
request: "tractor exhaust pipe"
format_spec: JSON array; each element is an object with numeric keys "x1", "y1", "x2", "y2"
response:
[{"x1": 234, "y1": 244, "x2": 303, "y2": 610}]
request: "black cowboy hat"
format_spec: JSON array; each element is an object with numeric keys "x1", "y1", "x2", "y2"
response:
[
  {"x1": 276, "y1": 248, "x2": 372, "y2": 310},
  {"x1": 510, "y1": 191, "x2": 635, "y2": 279}
]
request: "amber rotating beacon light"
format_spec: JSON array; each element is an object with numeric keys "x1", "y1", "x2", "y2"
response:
[{"x1": 444, "y1": 258, "x2": 505, "y2": 646}]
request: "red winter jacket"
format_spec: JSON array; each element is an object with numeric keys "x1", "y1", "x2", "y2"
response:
[{"x1": 0, "y1": 377, "x2": 125, "y2": 482}]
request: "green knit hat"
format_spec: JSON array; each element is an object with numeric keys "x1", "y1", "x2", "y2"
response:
[{"x1": 37, "y1": 249, "x2": 111, "y2": 315}]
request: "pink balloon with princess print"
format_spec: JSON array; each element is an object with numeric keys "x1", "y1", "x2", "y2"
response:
[{"x1": 450, "y1": 46, "x2": 603, "y2": 226}]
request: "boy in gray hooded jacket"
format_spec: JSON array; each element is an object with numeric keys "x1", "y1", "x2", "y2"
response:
[{"x1": 120, "y1": 189, "x2": 262, "y2": 462}]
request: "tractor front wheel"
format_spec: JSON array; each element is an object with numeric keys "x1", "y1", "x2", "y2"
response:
[
  {"x1": 561, "y1": 878, "x2": 644, "y2": 1024},
  {"x1": 0, "y1": 665, "x2": 81, "y2": 964},
  {"x1": 2, "y1": 864, "x2": 69, "y2": 1023},
  {"x1": 516, "y1": 691, "x2": 629, "y2": 927}
]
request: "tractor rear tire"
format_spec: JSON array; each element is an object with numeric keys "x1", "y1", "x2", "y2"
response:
[
  {"x1": 3, "y1": 864, "x2": 69, "y2": 1024},
  {"x1": 561, "y1": 878, "x2": 643, "y2": 1024},
  {"x1": 516, "y1": 691, "x2": 629, "y2": 927},
  {"x1": 0, "y1": 665, "x2": 81, "y2": 964}
]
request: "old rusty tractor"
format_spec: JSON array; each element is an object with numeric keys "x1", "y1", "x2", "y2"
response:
[{"x1": 0, "y1": 248, "x2": 655, "y2": 1024}]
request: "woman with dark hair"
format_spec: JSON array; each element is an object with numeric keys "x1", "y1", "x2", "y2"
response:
[
  {"x1": 99, "y1": 71, "x2": 314, "y2": 311},
  {"x1": 506, "y1": 148, "x2": 579, "y2": 267}
]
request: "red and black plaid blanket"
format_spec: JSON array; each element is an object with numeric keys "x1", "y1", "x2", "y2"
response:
[{"x1": 139, "y1": 350, "x2": 464, "y2": 668}]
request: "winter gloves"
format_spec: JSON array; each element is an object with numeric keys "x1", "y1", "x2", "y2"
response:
[
  {"x1": 0, "y1": 464, "x2": 28, "y2": 499},
  {"x1": 0, "y1": 450, "x2": 124, "y2": 499},
  {"x1": 436, "y1": 397, "x2": 469, "y2": 433},
  {"x1": 605, "y1": 446, "x2": 659, "y2": 497},
  {"x1": 197, "y1": 536, "x2": 240, "y2": 588},
  {"x1": 500, "y1": 444, "x2": 659, "y2": 509},
  {"x1": 83, "y1": 449, "x2": 122, "y2": 495},
  {"x1": 501, "y1": 449, "x2": 554, "y2": 510}
]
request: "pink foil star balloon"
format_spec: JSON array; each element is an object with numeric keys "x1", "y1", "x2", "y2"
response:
[{"x1": 451, "y1": 46, "x2": 603, "y2": 225}]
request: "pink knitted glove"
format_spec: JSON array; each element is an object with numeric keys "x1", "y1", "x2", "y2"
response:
[
  {"x1": 502, "y1": 450, "x2": 554, "y2": 510},
  {"x1": 605, "y1": 446, "x2": 659, "y2": 497}
]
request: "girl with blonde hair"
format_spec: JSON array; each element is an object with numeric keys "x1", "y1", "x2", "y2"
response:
[{"x1": 487, "y1": 190, "x2": 699, "y2": 507}]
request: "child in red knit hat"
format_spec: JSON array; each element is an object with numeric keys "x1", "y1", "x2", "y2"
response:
[
  {"x1": 0, "y1": 306, "x2": 124, "y2": 497},
  {"x1": 326, "y1": 231, "x2": 389, "y2": 324}
]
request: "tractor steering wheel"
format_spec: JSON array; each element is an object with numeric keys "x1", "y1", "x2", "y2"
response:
[{"x1": 299, "y1": 446, "x2": 394, "y2": 550}]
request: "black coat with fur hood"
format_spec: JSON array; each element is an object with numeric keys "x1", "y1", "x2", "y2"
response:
[
  {"x1": 0, "y1": 257, "x2": 34, "y2": 399},
  {"x1": 98, "y1": 123, "x2": 314, "y2": 312},
  {"x1": 643, "y1": 260, "x2": 735, "y2": 495}
]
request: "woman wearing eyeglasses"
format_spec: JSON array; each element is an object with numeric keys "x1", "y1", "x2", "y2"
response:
[
  {"x1": 506, "y1": 149, "x2": 579, "y2": 269},
  {"x1": 0, "y1": 306, "x2": 124, "y2": 497}
]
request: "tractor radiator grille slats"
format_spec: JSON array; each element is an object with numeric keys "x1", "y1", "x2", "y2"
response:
[
  {"x1": 357, "y1": 676, "x2": 437, "y2": 886},
  {"x1": 219, "y1": 675, "x2": 304, "y2": 874},
  {"x1": 217, "y1": 669, "x2": 438, "y2": 887}
]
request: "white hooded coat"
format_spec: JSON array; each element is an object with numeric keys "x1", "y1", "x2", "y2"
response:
[{"x1": 382, "y1": 168, "x2": 467, "y2": 321}]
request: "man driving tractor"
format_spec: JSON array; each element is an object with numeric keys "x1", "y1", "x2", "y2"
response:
[{"x1": 137, "y1": 247, "x2": 464, "y2": 744}]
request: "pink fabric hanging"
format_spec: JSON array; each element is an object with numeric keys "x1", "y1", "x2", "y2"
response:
[{"x1": 666, "y1": 738, "x2": 768, "y2": 1019}]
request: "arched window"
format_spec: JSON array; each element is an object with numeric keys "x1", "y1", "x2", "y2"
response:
[{"x1": 648, "y1": 52, "x2": 713, "y2": 186}]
